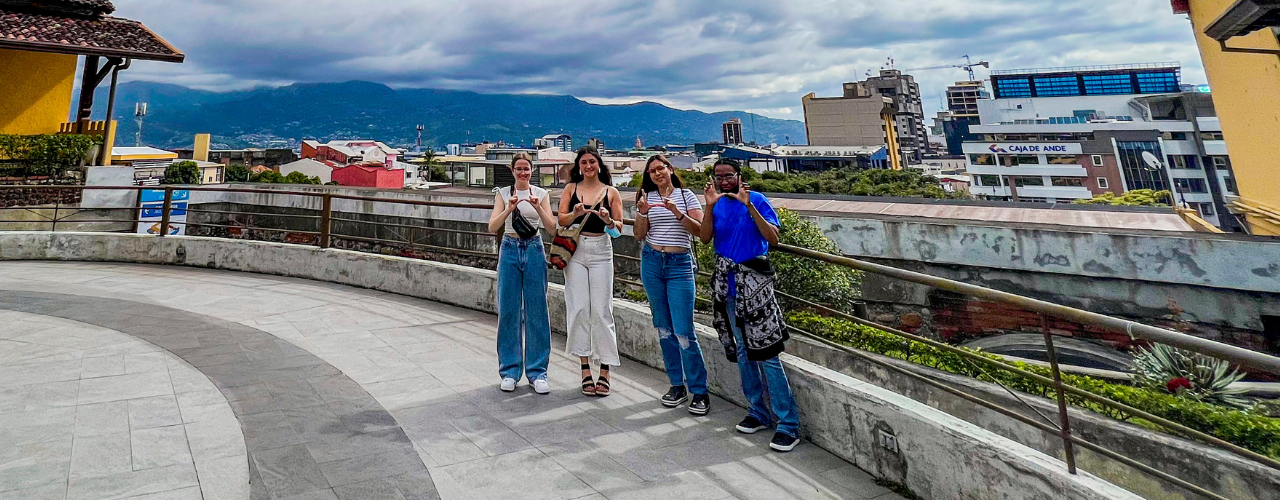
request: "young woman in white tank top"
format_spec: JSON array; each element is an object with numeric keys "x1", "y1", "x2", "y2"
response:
[{"x1": 487, "y1": 154, "x2": 557, "y2": 394}]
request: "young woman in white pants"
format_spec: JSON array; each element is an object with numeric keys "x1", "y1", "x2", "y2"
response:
[{"x1": 558, "y1": 147, "x2": 624, "y2": 397}]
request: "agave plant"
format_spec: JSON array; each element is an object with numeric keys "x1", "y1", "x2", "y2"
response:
[{"x1": 1131, "y1": 343, "x2": 1253, "y2": 410}]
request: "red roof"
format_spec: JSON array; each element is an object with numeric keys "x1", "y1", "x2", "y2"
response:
[{"x1": 0, "y1": 4, "x2": 183, "y2": 62}]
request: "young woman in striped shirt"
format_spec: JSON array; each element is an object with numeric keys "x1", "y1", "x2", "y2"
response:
[{"x1": 633, "y1": 155, "x2": 711, "y2": 415}]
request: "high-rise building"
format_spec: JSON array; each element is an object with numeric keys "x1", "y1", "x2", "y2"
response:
[
  {"x1": 800, "y1": 89, "x2": 902, "y2": 170},
  {"x1": 856, "y1": 70, "x2": 930, "y2": 162},
  {"x1": 587, "y1": 138, "x2": 605, "y2": 152},
  {"x1": 722, "y1": 118, "x2": 744, "y2": 145},
  {"x1": 960, "y1": 63, "x2": 1240, "y2": 230},
  {"x1": 942, "y1": 80, "x2": 991, "y2": 155},
  {"x1": 534, "y1": 134, "x2": 572, "y2": 152}
]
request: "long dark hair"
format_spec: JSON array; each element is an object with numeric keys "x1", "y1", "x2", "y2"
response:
[
  {"x1": 640, "y1": 154, "x2": 684, "y2": 193},
  {"x1": 569, "y1": 147, "x2": 612, "y2": 185}
]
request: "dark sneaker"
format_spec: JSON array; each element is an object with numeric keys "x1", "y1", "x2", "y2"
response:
[
  {"x1": 660, "y1": 386, "x2": 688, "y2": 408},
  {"x1": 735, "y1": 416, "x2": 769, "y2": 434},
  {"x1": 688, "y1": 394, "x2": 710, "y2": 415},
  {"x1": 769, "y1": 432, "x2": 799, "y2": 452}
]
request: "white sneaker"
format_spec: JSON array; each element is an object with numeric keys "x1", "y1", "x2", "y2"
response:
[
  {"x1": 532, "y1": 378, "x2": 550, "y2": 395},
  {"x1": 500, "y1": 378, "x2": 517, "y2": 392}
]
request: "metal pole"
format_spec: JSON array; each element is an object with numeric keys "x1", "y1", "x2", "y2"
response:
[
  {"x1": 158, "y1": 187, "x2": 173, "y2": 237},
  {"x1": 51, "y1": 191, "x2": 60, "y2": 233},
  {"x1": 1041, "y1": 314, "x2": 1077, "y2": 474},
  {"x1": 319, "y1": 193, "x2": 332, "y2": 248}
]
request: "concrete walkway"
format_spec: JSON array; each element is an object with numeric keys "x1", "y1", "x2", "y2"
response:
[{"x1": 0, "y1": 261, "x2": 903, "y2": 500}]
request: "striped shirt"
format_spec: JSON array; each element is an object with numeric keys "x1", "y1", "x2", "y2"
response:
[{"x1": 643, "y1": 188, "x2": 701, "y2": 248}]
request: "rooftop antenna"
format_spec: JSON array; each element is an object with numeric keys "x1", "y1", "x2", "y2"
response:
[
  {"x1": 133, "y1": 102, "x2": 147, "y2": 147},
  {"x1": 415, "y1": 124, "x2": 423, "y2": 153}
]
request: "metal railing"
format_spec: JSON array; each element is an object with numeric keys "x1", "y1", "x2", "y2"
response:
[{"x1": 4, "y1": 183, "x2": 1280, "y2": 500}]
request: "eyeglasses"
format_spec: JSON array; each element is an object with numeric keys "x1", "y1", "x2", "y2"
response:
[{"x1": 712, "y1": 174, "x2": 738, "y2": 180}]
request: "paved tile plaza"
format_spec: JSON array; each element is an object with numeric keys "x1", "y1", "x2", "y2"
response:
[{"x1": 0, "y1": 261, "x2": 903, "y2": 500}]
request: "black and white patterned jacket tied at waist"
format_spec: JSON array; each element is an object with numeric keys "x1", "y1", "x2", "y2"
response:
[{"x1": 711, "y1": 255, "x2": 788, "y2": 362}]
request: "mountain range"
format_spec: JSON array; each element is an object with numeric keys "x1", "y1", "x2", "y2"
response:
[{"x1": 92, "y1": 81, "x2": 807, "y2": 151}]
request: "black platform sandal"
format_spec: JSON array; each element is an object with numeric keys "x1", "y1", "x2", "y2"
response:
[
  {"x1": 581, "y1": 363, "x2": 597, "y2": 396},
  {"x1": 595, "y1": 365, "x2": 611, "y2": 397}
]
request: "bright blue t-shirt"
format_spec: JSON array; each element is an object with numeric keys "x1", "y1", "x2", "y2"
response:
[{"x1": 712, "y1": 191, "x2": 780, "y2": 263}]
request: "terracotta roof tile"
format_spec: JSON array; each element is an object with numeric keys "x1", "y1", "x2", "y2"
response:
[
  {"x1": 0, "y1": 0, "x2": 114, "y2": 17},
  {"x1": 0, "y1": 7, "x2": 182, "y2": 61}
]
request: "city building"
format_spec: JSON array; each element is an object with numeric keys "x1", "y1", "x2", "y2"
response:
[
  {"x1": 720, "y1": 144, "x2": 892, "y2": 173},
  {"x1": 279, "y1": 158, "x2": 339, "y2": 184},
  {"x1": 331, "y1": 163, "x2": 404, "y2": 189},
  {"x1": 534, "y1": 134, "x2": 572, "y2": 152},
  {"x1": 960, "y1": 63, "x2": 1239, "y2": 229},
  {"x1": 0, "y1": 0, "x2": 183, "y2": 165},
  {"x1": 301, "y1": 140, "x2": 399, "y2": 169},
  {"x1": 857, "y1": 70, "x2": 931, "y2": 161},
  {"x1": 175, "y1": 148, "x2": 299, "y2": 170},
  {"x1": 801, "y1": 87, "x2": 904, "y2": 170},
  {"x1": 941, "y1": 81, "x2": 990, "y2": 156},
  {"x1": 588, "y1": 138, "x2": 606, "y2": 153},
  {"x1": 1169, "y1": 0, "x2": 1280, "y2": 236},
  {"x1": 722, "y1": 117, "x2": 744, "y2": 145}
]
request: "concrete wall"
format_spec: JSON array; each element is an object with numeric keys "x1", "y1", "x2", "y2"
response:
[{"x1": 0, "y1": 232, "x2": 1141, "y2": 500}]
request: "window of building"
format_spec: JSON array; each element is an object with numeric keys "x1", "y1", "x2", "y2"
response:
[
  {"x1": 1051, "y1": 177, "x2": 1084, "y2": 187},
  {"x1": 1161, "y1": 132, "x2": 1189, "y2": 140},
  {"x1": 1097, "y1": 177, "x2": 1109, "y2": 189},
  {"x1": 1006, "y1": 155, "x2": 1040, "y2": 166},
  {"x1": 1091, "y1": 155, "x2": 1104, "y2": 166},
  {"x1": 1201, "y1": 132, "x2": 1225, "y2": 140},
  {"x1": 1013, "y1": 176, "x2": 1045, "y2": 187},
  {"x1": 1223, "y1": 176, "x2": 1238, "y2": 195},
  {"x1": 976, "y1": 175, "x2": 1002, "y2": 187},
  {"x1": 1116, "y1": 141, "x2": 1171, "y2": 191},
  {"x1": 1082, "y1": 73, "x2": 1134, "y2": 95},
  {"x1": 1018, "y1": 197, "x2": 1048, "y2": 203},
  {"x1": 1212, "y1": 156, "x2": 1231, "y2": 170},
  {"x1": 1046, "y1": 155, "x2": 1078, "y2": 165},
  {"x1": 994, "y1": 77, "x2": 1033, "y2": 98},
  {"x1": 969, "y1": 154, "x2": 997, "y2": 165},
  {"x1": 1198, "y1": 203, "x2": 1216, "y2": 217},
  {"x1": 1173, "y1": 178, "x2": 1208, "y2": 193},
  {"x1": 1135, "y1": 71, "x2": 1181, "y2": 94},
  {"x1": 1034, "y1": 75, "x2": 1082, "y2": 97},
  {"x1": 1169, "y1": 155, "x2": 1200, "y2": 169}
]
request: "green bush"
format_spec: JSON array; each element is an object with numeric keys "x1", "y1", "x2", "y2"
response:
[
  {"x1": 785, "y1": 311, "x2": 1280, "y2": 460},
  {"x1": 283, "y1": 171, "x2": 321, "y2": 185},
  {"x1": 1073, "y1": 189, "x2": 1172, "y2": 206},
  {"x1": 162, "y1": 161, "x2": 201, "y2": 185},
  {"x1": 0, "y1": 133, "x2": 101, "y2": 177},
  {"x1": 251, "y1": 170, "x2": 286, "y2": 183}
]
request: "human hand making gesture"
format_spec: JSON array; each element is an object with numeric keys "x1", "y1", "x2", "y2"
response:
[
  {"x1": 572, "y1": 203, "x2": 589, "y2": 218},
  {"x1": 597, "y1": 207, "x2": 614, "y2": 225},
  {"x1": 732, "y1": 182, "x2": 752, "y2": 205},
  {"x1": 661, "y1": 196, "x2": 682, "y2": 218},
  {"x1": 635, "y1": 190, "x2": 651, "y2": 215},
  {"x1": 507, "y1": 195, "x2": 522, "y2": 213},
  {"x1": 703, "y1": 182, "x2": 721, "y2": 206}
]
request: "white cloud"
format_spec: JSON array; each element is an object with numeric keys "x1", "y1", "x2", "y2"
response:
[{"x1": 111, "y1": 0, "x2": 1203, "y2": 120}]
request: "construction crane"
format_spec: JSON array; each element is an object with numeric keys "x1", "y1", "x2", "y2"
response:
[{"x1": 905, "y1": 55, "x2": 990, "y2": 81}]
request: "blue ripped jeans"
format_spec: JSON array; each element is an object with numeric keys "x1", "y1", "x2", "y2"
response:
[
  {"x1": 497, "y1": 236, "x2": 551, "y2": 382},
  {"x1": 640, "y1": 245, "x2": 708, "y2": 395}
]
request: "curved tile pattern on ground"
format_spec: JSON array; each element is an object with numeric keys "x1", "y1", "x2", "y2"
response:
[
  {"x1": 0, "y1": 310, "x2": 246, "y2": 500},
  {"x1": 0, "y1": 291, "x2": 434, "y2": 500}
]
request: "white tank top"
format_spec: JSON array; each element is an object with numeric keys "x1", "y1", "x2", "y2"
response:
[{"x1": 497, "y1": 185, "x2": 547, "y2": 235}]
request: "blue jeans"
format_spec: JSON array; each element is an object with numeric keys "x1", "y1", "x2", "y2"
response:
[
  {"x1": 497, "y1": 236, "x2": 551, "y2": 382},
  {"x1": 640, "y1": 245, "x2": 708, "y2": 395},
  {"x1": 727, "y1": 299, "x2": 799, "y2": 438}
]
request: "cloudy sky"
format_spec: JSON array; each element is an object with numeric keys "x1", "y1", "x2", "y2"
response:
[{"x1": 114, "y1": 0, "x2": 1203, "y2": 120}]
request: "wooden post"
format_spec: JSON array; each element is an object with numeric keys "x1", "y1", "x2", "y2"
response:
[{"x1": 157, "y1": 187, "x2": 173, "y2": 237}]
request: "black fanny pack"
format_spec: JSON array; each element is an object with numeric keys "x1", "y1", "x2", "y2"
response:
[{"x1": 511, "y1": 209, "x2": 539, "y2": 240}]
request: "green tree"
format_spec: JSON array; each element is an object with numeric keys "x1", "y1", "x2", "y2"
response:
[
  {"x1": 697, "y1": 207, "x2": 861, "y2": 311},
  {"x1": 225, "y1": 163, "x2": 250, "y2": 182},
  {"x1": 283, "y1": 171, "x2": 320, "y2": 184},
  {"x1": 162, "y1": 161, "x2": 201, "y2": 185},
  {"x1": 1073, "y1": 189, "x2": 1173, "y2": 206},
  {"x1": 251, "y1": 170, "x2": 286, "y2": 183}
]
